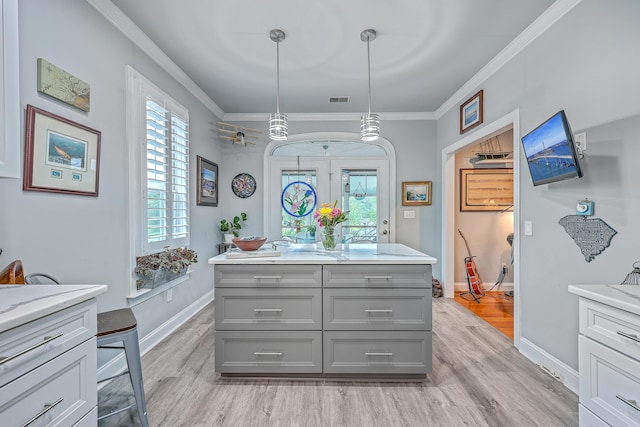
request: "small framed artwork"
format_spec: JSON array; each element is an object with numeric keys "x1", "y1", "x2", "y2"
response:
[
  {"x1": 460, "y1": 90, "x2": 484, "y2": 134},
  {"x1": 23, "y1": 104, "x2": 101, "y2": 196},
  {"x1": 460, "y1": 168, "x2": 513, "y2": 212},
  {"x1": 196, "y1": 155, "x2": 218, "y2": 206},
  {"x1": 37, "y1": 58, "x2": 90, "y2": 112},
  {"x1": 402, "y1": 181, "x2": 432, "y2": 206}
]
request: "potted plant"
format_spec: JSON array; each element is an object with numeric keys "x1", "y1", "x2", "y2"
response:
[
  {"x1": 220, "y1": 212, "x2": 247, "y2": 242},
  {"x1": 134, "y1": 247, "x2": 198, "y2": 289},
  {"x1": 134, "y1": 252, "x2": 165, "y2": 289},
  {"x1": 163, "y1": 247, "x2": 198, "y2": 280}
]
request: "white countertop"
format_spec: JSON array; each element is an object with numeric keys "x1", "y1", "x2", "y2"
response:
[
  {"x1": 208, "y1": 243, "x2": 437, "y2": 265},
  {"x1": 0, "y1": 284, "x2": 108, "y2": 333},
  {"x1": 568, "y1": 284, "x2": 640, "y2": 316}
]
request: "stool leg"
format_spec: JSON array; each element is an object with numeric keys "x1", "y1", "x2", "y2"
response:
[{"x1": 123, "y1": 329, "x2": 149, "y2": 427}]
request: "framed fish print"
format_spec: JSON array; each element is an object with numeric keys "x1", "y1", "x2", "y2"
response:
[{"x1": 23, "y1": 104, "x2": 101, "y2": 196}]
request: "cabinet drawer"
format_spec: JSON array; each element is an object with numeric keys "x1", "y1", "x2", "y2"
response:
[
  {"x1": 215, "y1": 265, "x2": 322, "y2": 288},
  {"x1": 323, "y1": 331, "x2": 431, "y2": 374},
  {"x1": 0, "y1": 338, "x2": 97, "y2": 427},
  {"x1": 215, "y1": 288, "x2": 322, "y2": 330},
  {"x1": 215, "y1": 331, "x2": 322, "y2": 373},
  {"x1": 580, "y1": 298, "x2": 640, "y2": 361},
  {"x1": 579, "y1": 404, "x2": 609, "y2": 427},
  {"x1": 0, "y1": 299, "x2": 97, "y2": 387},
  {"x1": 323, "y1": 265, "x2": 431, "y2": 288},
  {"x1": 323, "y1": 288, "x2": 431, "y2": 331},
  {"x1": 579, "y1": 336, "x2": 640, "y2": 426}
]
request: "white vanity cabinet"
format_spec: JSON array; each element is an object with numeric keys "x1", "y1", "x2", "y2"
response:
[
  {"x1": 0, "y1": 285, "x2": 107, "y2": 427},
  {"x1": 569, "y1": 285, "x2": 640, "y2": 427}
]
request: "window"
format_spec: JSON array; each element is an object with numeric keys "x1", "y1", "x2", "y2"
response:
[{"x1": 128, "y1": 67, "x2": 190, "y2": 256}]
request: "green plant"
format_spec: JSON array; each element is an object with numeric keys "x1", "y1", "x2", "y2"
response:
[{"x1": 220, "y1": 212, "x2": 247, "y2": 237}]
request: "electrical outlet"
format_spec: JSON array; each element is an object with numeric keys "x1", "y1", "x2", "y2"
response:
[{"x1": 165, "y1": 289, "x2": 173, "y2": 302}]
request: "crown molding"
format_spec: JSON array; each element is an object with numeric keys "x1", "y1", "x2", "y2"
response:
[
  {"x1": 223, "y1": 111, "x2": 436, "y2": 122},
  {"x1": 434, "y1": 0, "x2": 583, "y2": 119},
  {"x1": 86, "y1": 0, "x2": 225, "y2": 119}
]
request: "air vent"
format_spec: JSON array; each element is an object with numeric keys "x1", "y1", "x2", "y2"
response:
[{"x1": 328, "y1": 96, "x2": 350, "y2": 103}]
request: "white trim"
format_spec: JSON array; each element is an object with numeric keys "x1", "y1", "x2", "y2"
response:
[
  {"x1": 98, "y1": 289, "x2": 214, "y2": 388},
  {"x1": 0, "y1": 0, "x2": 20, "y2": 178},
  {"x1": 434, "y1": 0, "x2": 582, "y2": 119},
  {"x1": 519, "y1": 337, "x2": 579, "y2": 394},
  {"x1": 86, "y1": 0, "x2": 224, "y2": 118},
  {"x1": 441, "y1": 109, "x2": 521, "y2": 347},
  {"x1": 224, "y1": 111, "x2": 436, "y2": 122},
  {"x1": 454, "y1": 281, "x2": 514, "y2": 292}
]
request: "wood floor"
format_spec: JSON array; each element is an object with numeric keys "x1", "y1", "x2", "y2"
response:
[
  {"x1": 98, "y1": 298, "x2": 577, "y2": 427},
  {"x1": 454, "y1": 291, "x2": 514, "y2": 340}
]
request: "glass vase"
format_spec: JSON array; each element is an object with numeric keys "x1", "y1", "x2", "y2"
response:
[{"x1": 322, "y1": 226, "x2": 339, "y2": 250}]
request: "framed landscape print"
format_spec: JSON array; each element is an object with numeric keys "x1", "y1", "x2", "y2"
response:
[
  {"x1": 402, "y1": 181, "x2": 432, "y2": 206},
  {"x1": 460, "y1": 168, "x2": 513, "y2": 212},
  {"x1": 460, "y1": 90, "x2": 484, "y2": 134},
  {"x1": 197, "y1": 155, "x2": 218, "y2": 206},
  {"x1": 23, "y1": 104, "x2": 101, "y2": 196}
]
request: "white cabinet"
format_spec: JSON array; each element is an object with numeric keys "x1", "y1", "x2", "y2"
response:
[
  {"x1": 0, "y1": 286, "x2": 105, "y2": 427},
  {"x1": 571, "y1": 288, "x2": 640, "y2": 427}
]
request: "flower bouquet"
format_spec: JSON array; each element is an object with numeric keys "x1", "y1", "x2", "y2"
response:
[{"x1": 314, "y1": 201, "x2": 348, "y2": 250}]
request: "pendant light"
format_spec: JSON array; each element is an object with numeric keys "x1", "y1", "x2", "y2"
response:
[
  {"x1": 360, "y1": 29, "x2": 379, "y2": 141},
  {"x1": 269, "y1": 29, "x2": 288, "y2": 141}
]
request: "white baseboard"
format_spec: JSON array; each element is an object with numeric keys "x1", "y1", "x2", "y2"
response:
[
  {"x1": 97, "y1": 290, "x2": 214, "y2": 388},
  {"x1": 453, "y1": 281, "x2": 514, "y2": 292},
  {"x1": 519, "y1": 337, "x2": 579, "y2": 394}
]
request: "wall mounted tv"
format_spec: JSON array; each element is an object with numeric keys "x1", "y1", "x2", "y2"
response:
[{"x1": 521, "y1": 110, "x2": 583, "y2": 186}]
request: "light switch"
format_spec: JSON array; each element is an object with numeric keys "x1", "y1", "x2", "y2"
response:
[
  {"x1": 524, "y1": 221, "x2": 533, "y2": 236},
  {"x1": 403, "y1": 210, "x2": 416, "y2": 219}
]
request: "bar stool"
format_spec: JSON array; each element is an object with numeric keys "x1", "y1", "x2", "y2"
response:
[
  {"x1": 23, "y1": 273, "x2": 149, "y2": 426},
  {"x1": 97, "y1": 308, "x2": 149, "y2": 427}
]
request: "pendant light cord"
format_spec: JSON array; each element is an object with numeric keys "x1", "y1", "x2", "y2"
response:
[
  {"x1": 366, "y1": 37, "x2": 372, "y2": 115},
  {"x1": 276, "y1": 37, "x2": 281, "y2": 114}
]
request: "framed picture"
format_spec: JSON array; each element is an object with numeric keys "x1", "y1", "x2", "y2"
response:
[
  {"x1": 37, "y1": 58, "x2": 90, "y2": 112},
  {"x1": 402, "y1": 181, "x2": 432, "y2": 206},
  {"x1": 23, "y1": 104, "x2": 100, "y2": 196},
  {"x1": 460, "y1": 168, "x2": 513, "y2": 212},
  {"x1": 196, "y1": 155, "x2": 218, "y2": 206},
  {"x1": 460, "y1": 90, "x2": 484, "y2": 134}
]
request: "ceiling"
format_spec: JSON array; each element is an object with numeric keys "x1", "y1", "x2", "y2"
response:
[{"x1": 109, "y1": 0, "x2": 556, "y2": 117}]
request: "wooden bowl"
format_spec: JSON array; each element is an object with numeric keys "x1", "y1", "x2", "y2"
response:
[{"x1": 232, "y1": 237, "x2": 267, "y2": 251}]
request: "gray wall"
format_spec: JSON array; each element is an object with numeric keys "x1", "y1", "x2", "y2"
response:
[
  {"x1": 437, "y1": 0, "x2": 640, "y2": 368},
  {"x1": 0, "y1": 0, "x2": 224, "y2": 338}
]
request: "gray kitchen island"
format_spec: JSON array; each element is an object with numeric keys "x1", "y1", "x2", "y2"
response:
[{"x1": 208, "y1": 243, "x2": 437, "y2": 378}]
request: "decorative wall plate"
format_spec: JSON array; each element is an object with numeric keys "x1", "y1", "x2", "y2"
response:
[
  {"x1": 281, "y1": 181, "x2": 317, "y2": 217},
  {"x1": 231, "y1": 173, "x2": 256, "y2": 198}
]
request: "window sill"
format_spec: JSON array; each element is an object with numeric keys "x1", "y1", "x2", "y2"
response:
[{"x1": 127, "y1": 271, "x2": 191, "y2": 306}]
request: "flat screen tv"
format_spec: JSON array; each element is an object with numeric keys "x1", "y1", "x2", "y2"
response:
[{"x1": 521, "y1": 110, "x2": 583, "y2": 186}]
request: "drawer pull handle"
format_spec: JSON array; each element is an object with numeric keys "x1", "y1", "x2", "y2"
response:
[
  {"x1": 365, "y1": 352, "x2": 393, "y2": 357},
  {"x1": 254, "y1": 308, "x2": 283, "y2": 313},
  {"x1": 364, "y1": 275, "x2": 393, "y2": 280},
  {"x1": 253, "y1": 275, "x2": 282, "y2": 280},
  {"x1": 21, "y1": 397, "x2": 64, "y2": 427},
  {"x1": 254, "y1": 352, "x2": 283, "y2": 356},
  {"x1": 617, "y1": 330, "x2": 640, "y2": 343},
  {"x1": 365, "y1": 309, "x2": 393, "y2": 313},
  {"x1": 0, "y1": 333, "x2": 63, "y2": 366},
  {"x1": 616, "y1": 395, "x2": 640, "y2": 412}
]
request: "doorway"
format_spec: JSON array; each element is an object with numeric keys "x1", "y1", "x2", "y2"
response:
[{"x1": 441, "y1": 110, "x2": 521, "y2": 346}]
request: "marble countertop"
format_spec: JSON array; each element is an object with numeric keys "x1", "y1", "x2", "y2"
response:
[
  {"x1": 208, "y1": 243, "x2": 437, "y2": 265},
  {"x1": 0, "y1": 284, "x2": 107, "y2": 333},
  {"x1": 568, "y1": 284, "x2": 640, "y2": 316}
]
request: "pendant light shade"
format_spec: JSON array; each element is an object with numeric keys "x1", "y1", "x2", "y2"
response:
[
  {"x1": 269, "y1": 29, "x2": 288, "y2": 141},
  {"x1": 360, "y1": 29, "x2": 379, "y2": 141}
]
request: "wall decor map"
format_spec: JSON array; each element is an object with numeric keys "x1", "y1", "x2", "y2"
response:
[
  {"x1": 558, "y1": 215, "x2": 617, "y2": 262},
  {"x1": 37, "y1": 58, "x2": 90, "y2": 112}
]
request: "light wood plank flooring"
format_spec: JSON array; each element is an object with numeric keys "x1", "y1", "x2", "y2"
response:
[
  {"x1": 98, "y1": 298, "x2": 577, "y2": 426},
  {"x1": 454, "y1": 291, "x2": 514, "y2": 340}
]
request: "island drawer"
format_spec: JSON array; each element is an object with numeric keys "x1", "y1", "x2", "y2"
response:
[
  {"x1": 0, "y1": 338, "x2": 97, "y2": 426},
  {"x1": 215, "y1": 265, "x2": 322, "y2": 288},
  {"x1": 215, "y1": 331, "x2": 322, "y2": 373},
  {"x1": 579, "y1": 335, "x2": 640, "y2": 426},
  {"x1": 579, "y1": 298, "x2": 640, "y2": 361},
  {"x1": 323, "y1": 265, "x2": 431, "y2": 288},
  {"x1": 0, "y1": 299, "x2": 97, "y2": 387},
  {"x1": 323, "y1": 288, "x2": 431, "y2": 331},
  {"x1": 323, "y1": 331, "x2": 431, "y2": 374},
  {"x1": 215, "y1": 288, "x2": 322, "y2": 330}
]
